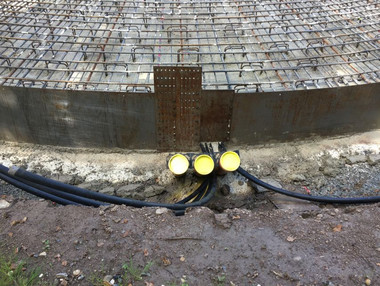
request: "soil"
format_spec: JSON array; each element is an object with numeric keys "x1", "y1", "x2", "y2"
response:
[
  {"x1": 0, "y1": 131, "x2": 380, "y2": 285},
  {"x1": 0, "y1": 201, "x2": 379, "y2": 286}
]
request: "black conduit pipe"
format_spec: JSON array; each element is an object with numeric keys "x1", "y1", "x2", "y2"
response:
[
  {"x1": 15, "y1": 175, "x2": 108, "y2": 207},
  {"x1": 0, "y1": 164, "x2": 217, "y2": 210},
  {"x1": 238, "y1": 167, "x2": 380, "y2": 204},
  {"x1": 0, "y1": 172, "x2": 80, "y2": 206},
  {"x1": 0, "y1": 165, "x2": 107, "y2": 206}
]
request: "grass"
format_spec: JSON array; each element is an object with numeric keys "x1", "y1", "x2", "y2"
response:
[
  {"x1": 89, "y1": 259, "x2": 153, "y2": 286},
  {"x1": 122, "y1": 259, "x2": 153, "y2": 282},
  {"x1": 212, "y1": 274, "x2": 226, "y2": 286},
  {"x1": 0, "y1": 254, "x2": 41, "y2": 286},
  {"x1": 42, "y1": 240, "x2": 50, "y2": 251}
]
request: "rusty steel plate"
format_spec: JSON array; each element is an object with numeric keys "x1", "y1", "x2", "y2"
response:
[
  {"x1": 154, "y1": 66, "x2": 202, "y2": 151},
  {"x1": 200, "y1": 90, "x2": 234, "y2": 142}
]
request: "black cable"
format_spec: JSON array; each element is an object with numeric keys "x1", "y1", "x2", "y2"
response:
[
  {"x1": 0, "y1": 164, "x2": 217, "y2": 210},
  {"x1": 1, "y1": 165, "x2": 106, "y2": 206},
  {"x1": 0, "y1": 172, "x2": 80, "y2": 206},
  {"x1": 176, "y1": 178, "x2": 210, "y2": 204},
  {"x1": 15, "y1": 175, "x2": 107, "y2": 207},
  {"x1": 238, "y1": 167, "x2": 380, "y2": 204}
]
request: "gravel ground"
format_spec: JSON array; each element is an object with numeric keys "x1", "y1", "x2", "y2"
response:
[{"x1": 1, "y1": 130, "x2": 379, "y2": 207}]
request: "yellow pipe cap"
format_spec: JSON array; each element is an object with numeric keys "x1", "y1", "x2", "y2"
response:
[
  {"x1": 168, "y1": 154, "x2": 189, "y2": 176},
  {"x1": 220, "y1": 151, "x2": 241, "y2": 172},
  {"x1": 194, "y1": 154, "x2": 215, "y2": 176}
]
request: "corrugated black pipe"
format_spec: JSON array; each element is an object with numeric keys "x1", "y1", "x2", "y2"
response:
[{"x1": 238, "y1": 167, "x2": 380, "y2": 204}]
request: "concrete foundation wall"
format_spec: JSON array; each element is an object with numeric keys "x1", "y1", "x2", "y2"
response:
[{"x1": 0, "y1": 83, "x2": 379, "y2": 150}]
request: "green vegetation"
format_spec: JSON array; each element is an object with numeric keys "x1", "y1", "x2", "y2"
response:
[
  {"x1": 122, "y1": 259, "x2": 153, "y2": 282},
  {"x1": 212, "y1": 274, "x2": 226, "y2": 286},
  {"x1": 89, "y1": 259, "x2": 153, "y2": 286},
  {"x1": 0, "y1": 255, "x2": 41, "y2": 286},
  {"x1": 42, "y1": 240, "x2": 50, "y2": 251}
]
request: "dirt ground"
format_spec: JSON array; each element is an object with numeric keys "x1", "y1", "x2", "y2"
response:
[
  {"x1": 0, "y1": 201, "x2": 379, "y2": 286},
  {"x1": 0, "y1": 131, "x2": 380, "y2": 285}
]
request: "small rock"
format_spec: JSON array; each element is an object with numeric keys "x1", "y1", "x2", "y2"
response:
[
  {"x1": 293, "y1": 256, "x2": 302, "y2": 261},
  {"x1": 56, "y1": 273, "x2": 69, "y2": 280},
  {"x1": 289, "y1": 174, "x2": 306, "y2": 182},
  {"x1": 73, "y1": 269, "x2": 81, "y2": 276},
  {"x1": 103, "y1": 275, "x2": 114, "y2": 285},
  {"x1": 345, "y1": 155, "x2": 367, "y2": 165},
  {"x1": 250, "y1": 178, "x2": 282, "y2": 193},
  {"x1": 321, "y1": 167, "x2": 339, "y2": 177},
  {"x1": 99, "y1": 187, "x2": 115, "y2": 195},
  {"x1": 143, "y1": 185, "x2": 166, "y2": 198},
  {"x1": 0, "y1": 200, "x2": 11, "y2": 209},
  {"x1": 368, "y1": 154, "x2": 380, "y2": 166},
  {"x1": 286, "y1": 236, "x2": 295, "y2": 242},
  {"x1": 39, "y1": 251, "x2": 47, "y2": 257},
  {"x1": 60, "y1": 280, "x2": 68, "y2": 286},
  {"x1": 365, "y1": 278, "x2": 371, "y2": 286},
  {"x1": 156, "y1": 208, "x2": 169, "y2": 215},
  {"x1": 116, "y1": 184, "x2": 143, "y2": 197},
  {"x1": 214, "y1": 213, "x2": 232, "y2": 229},
  {"x1": 78, "y1": 274, "x2": 85, "y2": 280},
  {"x1": 220, "y1": 184, "x2": 231, "y2": 196}
]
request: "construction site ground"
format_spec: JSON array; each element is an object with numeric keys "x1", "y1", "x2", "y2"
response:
[{"x1": 0, "y1": 130, "x2": 380, "y2": 286}]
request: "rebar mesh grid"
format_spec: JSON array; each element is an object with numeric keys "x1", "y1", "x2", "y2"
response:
[{"x1": 0, "y1": 0, "x2": 379, "y2": 92}]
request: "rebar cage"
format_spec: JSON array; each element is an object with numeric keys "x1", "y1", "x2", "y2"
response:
[{"x1": 0, "y1": 0, "x2": 379, "y2": 92}]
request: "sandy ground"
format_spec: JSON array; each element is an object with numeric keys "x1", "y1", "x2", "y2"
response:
[{"x1": 0, "y1": 130, "x2": 380, "y2": 285}]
